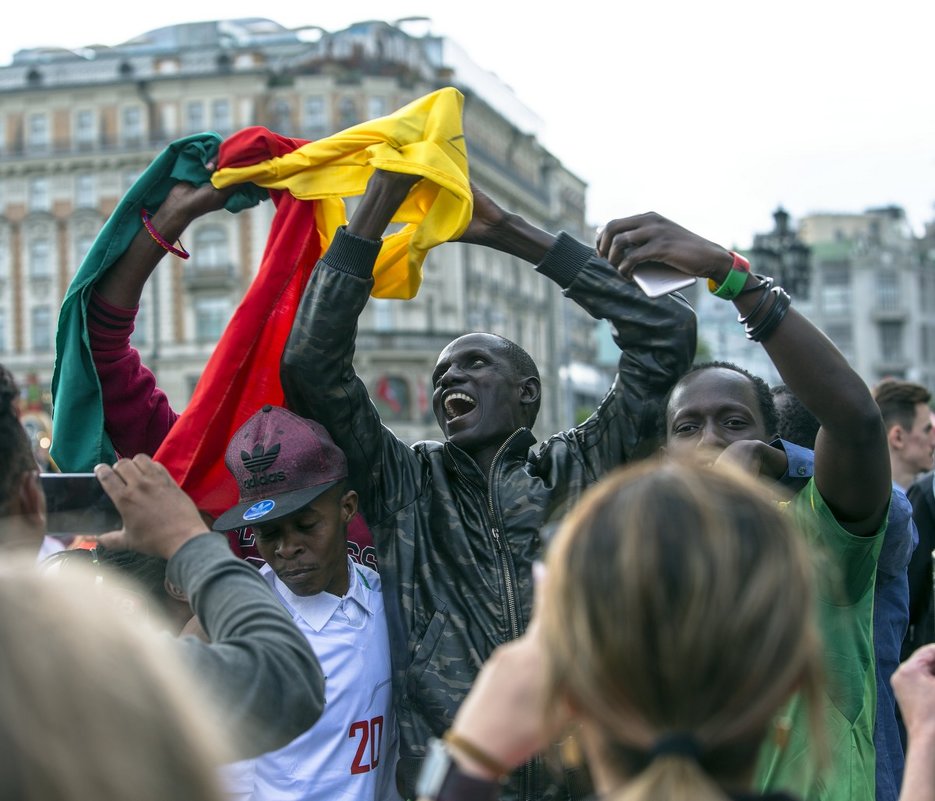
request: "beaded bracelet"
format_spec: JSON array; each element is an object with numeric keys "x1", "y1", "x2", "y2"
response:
[
  {"x1": 744, "y1": 287, "x2": 791, "y2": 342},
  {"x1": 141, "y1": 209, "x2": 190, "y2": 260}
]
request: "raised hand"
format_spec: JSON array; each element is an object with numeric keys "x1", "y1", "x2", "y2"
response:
[
  {"x1": 456, "y1": 184, "x2": 508, "y2": 248},
  {"x1": 596, "y1": 212, "x2": 733, "y2": 283},
  {"x1": 95, "y1": 455, "x2": 207, "y2": 560}
]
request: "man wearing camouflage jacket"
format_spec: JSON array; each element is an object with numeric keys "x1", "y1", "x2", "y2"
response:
[{"x1": 281, "y1": 172, "x2": 697, "y2": 801}]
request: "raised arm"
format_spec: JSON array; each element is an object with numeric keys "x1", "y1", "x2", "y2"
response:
[
  {"x1": 281, "y1": 172, "x2": 424, "y2": 523},
  {"x1": 599, "y1": 213, "x2": 890, "y2": 534},
  {"x1": 463, "y1": 189, "x2": 697, "y2": 469},
  {"x1": 96, "y1": 176, "x2": 235, "y2": 307},
  {"x1": 91, "y1": 178, "x2": 237, "y2": 456}
]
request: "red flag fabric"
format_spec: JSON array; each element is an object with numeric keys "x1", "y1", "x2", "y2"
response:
[{"x1": 153, "y1": 128, "x2": 320, "y2": 518}]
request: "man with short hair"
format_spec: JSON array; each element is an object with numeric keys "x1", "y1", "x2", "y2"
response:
[
  {"x1": 212, "y1": 404, "x2": 398, "y2": 801},
  {"x1": 281, "y1": 171, "x2": 697, "y2": 800},
  {"x1": 771, "y1": 381, "x2": 915, "y2": 801},
  {"x1": 873, "y1": 379, "x2": 935, "y2": 490},
  {"x1": 594, "y1": 211, "x2": 889, "y2": 801}
]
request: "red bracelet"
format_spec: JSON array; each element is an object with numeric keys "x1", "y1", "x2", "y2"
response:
[{"x1": 141, "y1": 209, "x2": 190, "y2": 260}]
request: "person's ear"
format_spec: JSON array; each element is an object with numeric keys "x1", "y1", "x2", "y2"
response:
[
  {"x1": 340, "y1": 490, "x2": 359, "y2": 524},
  {"x1": 519, "y1": 376, "x2": 541, "y2": 406},
  {"x1": 164, "y1": 578, "x2": 189, "y2": 604},
  {"x1": 888, "y1": 424, "x2": 905, "y2": 451}
]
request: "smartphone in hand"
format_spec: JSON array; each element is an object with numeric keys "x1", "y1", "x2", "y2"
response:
[
  {"x1": 40, "y1": 473, "x2": 122, "y2": 536},
  {"x1": 632, "y1": 261, "x2": 696, "y2": 298}
]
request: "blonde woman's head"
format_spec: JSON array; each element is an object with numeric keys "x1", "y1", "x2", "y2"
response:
[
  {"x1": 541, "y1": 458, "x2": 823, "y2": 801},
  {"x1": 0, "y1": 555, "x2": 228, "y2": 801}
]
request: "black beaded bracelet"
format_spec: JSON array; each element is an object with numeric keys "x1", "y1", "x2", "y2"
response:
[{"x1": 744, "y1": 287, "x2": 791, "y2": 342}]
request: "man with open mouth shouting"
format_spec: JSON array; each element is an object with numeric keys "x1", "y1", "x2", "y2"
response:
[{"x1": 281, "y1": 170, "x2": 697, "y2": 801}]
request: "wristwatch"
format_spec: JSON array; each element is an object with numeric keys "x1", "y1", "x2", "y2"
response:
[{"x1": 415, "y1": 738, "x2": 501, "y2": 801}]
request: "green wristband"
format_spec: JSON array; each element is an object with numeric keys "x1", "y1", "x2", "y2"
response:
[{"x1": 707, "y1": 252, "x2": 750, "y2": 300}]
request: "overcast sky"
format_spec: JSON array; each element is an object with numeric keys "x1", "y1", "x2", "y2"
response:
[{"x1": 4, "y1": 1, "x2": 933, "y2": 248}]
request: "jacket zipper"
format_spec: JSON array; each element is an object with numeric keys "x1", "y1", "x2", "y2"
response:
[
  {"x1": 487, "y1": 432, "x2": 523, "y2": 641},
  {"x1": 487, "y1": 434, "x2": 531, "y2": 801},
  {"x1": 452, "y1": 431, "x2": 531, "y2": 801}
]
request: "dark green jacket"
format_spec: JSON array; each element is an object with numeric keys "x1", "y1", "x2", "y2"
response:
[{"x1": 282, "y1": 228, "x2": 697, "y2": 801}]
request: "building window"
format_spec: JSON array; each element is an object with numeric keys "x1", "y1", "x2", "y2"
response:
[
  {"x1": 367, "y1": 96, "x2": 387, "y2": 120},
  {"x1": 211, "y1": 99, "x2": 232, "y2": 132},
  {"x1": 271, "y1": 100, "x2": 292, "y2": 135},
  {"x1": 372, "y1": 374, "x2": 410, "y2": 421},
  {"x1": 371, "y1": 298, "x2": 393, "y2": 331},
  {"x1": 122, "y1": 106, "x2": 143, "y2": 144},
  {"x1": 338, "y1": 97, "x2": 358, "y2": 129},
  {"x1": 192, "y1": 226, "x2": 230, "y2": 269},
  {"x1": 27, "y1": 113, "x2": 49, "y2": 152},
  {"x1": 920, "y1": 324, "x2": 935, "y2": 364},
  {"x1": 30, "y1": 239, "x2": 52, "y2": 280},
  {"x1": 160, "y1": 104, "x2": 179, "y2": 138},
  {"x1": 31, "y1": 306, "x2": 52, "y2": 352},
  {"x1": 186, "y1": 101, "x2": 205, "y2": 133},
  {"x1": 74, "y1": 235, "x2": 95, "y2": 271},
  {"x1": 877, "y1": 272, "x2": 900, "y2": 311},
  {"x1": 74, "y1": 110, "x2": 95, "y2": 149},
  {"x1": 212, "y1": 99, "x2": 232, "y2": 134},
  {"x1": 820, "y1": 261, "x2": 851, "y2": 315},
  {"x1": 879, "y1": 321, "x2": 904, "y2": 362},
  {"x1": 29, "y1": 176, "x2": 50, "y2": 212},
  {"x1": 194, "y1": 296, "x2": 232, "y2": 342},
  {"x1": 922, "y1": 272, "x2": 935, "y2": 311},
  {"x1": 303, "y1": 96, "x2": 327, "y2": 139},
  {"x1": 75, "y1": 173, "x2": 95, "y2": 208}
]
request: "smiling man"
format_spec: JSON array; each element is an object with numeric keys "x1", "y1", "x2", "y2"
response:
[
  {"x1": 212, "y1": 405, "x2": 399, "y2": 801},
  {"x1": 281, "y1": 171, "x2": 696, "y2": 801}
]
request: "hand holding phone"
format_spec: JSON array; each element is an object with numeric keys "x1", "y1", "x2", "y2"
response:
[
  {"x1": 95, "y1": 456, "x2": 209, "y2": 560},
  {"x1": 631, "y1": 261, "x2": 696, "y2": 298}
]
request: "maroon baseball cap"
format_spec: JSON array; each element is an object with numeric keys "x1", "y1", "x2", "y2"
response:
[{"x1": 212, "y1": 405, "x2": 348, "y2": 532}]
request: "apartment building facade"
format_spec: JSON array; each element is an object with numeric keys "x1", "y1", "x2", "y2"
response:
[{"x1": 0, "y1": 18, "x2": 596, "y2": 443}]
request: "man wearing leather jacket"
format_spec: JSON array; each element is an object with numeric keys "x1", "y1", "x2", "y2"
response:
[{"x1": 281, "y1": 171, "x2": 697, "y2": 801}]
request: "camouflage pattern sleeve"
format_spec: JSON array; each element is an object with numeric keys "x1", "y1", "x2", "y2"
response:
[
  {"x1": 281, "y1": 229, "x2": 423, "y2": 526},
  {"x1": 537, "y1": 232, "x2": 697, "y2": 473}
]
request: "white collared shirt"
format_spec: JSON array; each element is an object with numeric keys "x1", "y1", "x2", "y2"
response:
[{"x1": 224, "y1": 557, "x2": 400, "y2": 801}]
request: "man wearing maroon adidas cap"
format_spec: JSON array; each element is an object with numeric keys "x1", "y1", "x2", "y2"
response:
[{"x1": 213, "y1": 405, "x2": 400, "y2": 801}]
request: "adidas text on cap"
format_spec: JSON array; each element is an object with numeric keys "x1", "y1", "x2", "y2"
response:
[{"x1": 213, "y1": 405, "x2": 348, "y2": 532}]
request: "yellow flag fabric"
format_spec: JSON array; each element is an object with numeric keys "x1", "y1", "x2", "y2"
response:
[{"x1": 212, "y1": 86, "x2": 471, "y2": 299}]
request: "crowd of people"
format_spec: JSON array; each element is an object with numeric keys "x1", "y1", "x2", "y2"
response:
[{"x1": 1, "y1": 90, "x2": 934, "y2": 801}]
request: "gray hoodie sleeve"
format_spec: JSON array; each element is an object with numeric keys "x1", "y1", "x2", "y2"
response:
[{"x1": 168, "y1": 533, "x2": 324, "y2": 758}]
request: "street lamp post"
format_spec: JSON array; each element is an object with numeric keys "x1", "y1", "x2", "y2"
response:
[{"x1": 751, "y1": 207, "x2": 812, "y2": 300}]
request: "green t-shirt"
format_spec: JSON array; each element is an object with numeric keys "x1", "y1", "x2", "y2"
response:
[{"x1": 755, "y1": 479, "x2": 885, "y2": 801}]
